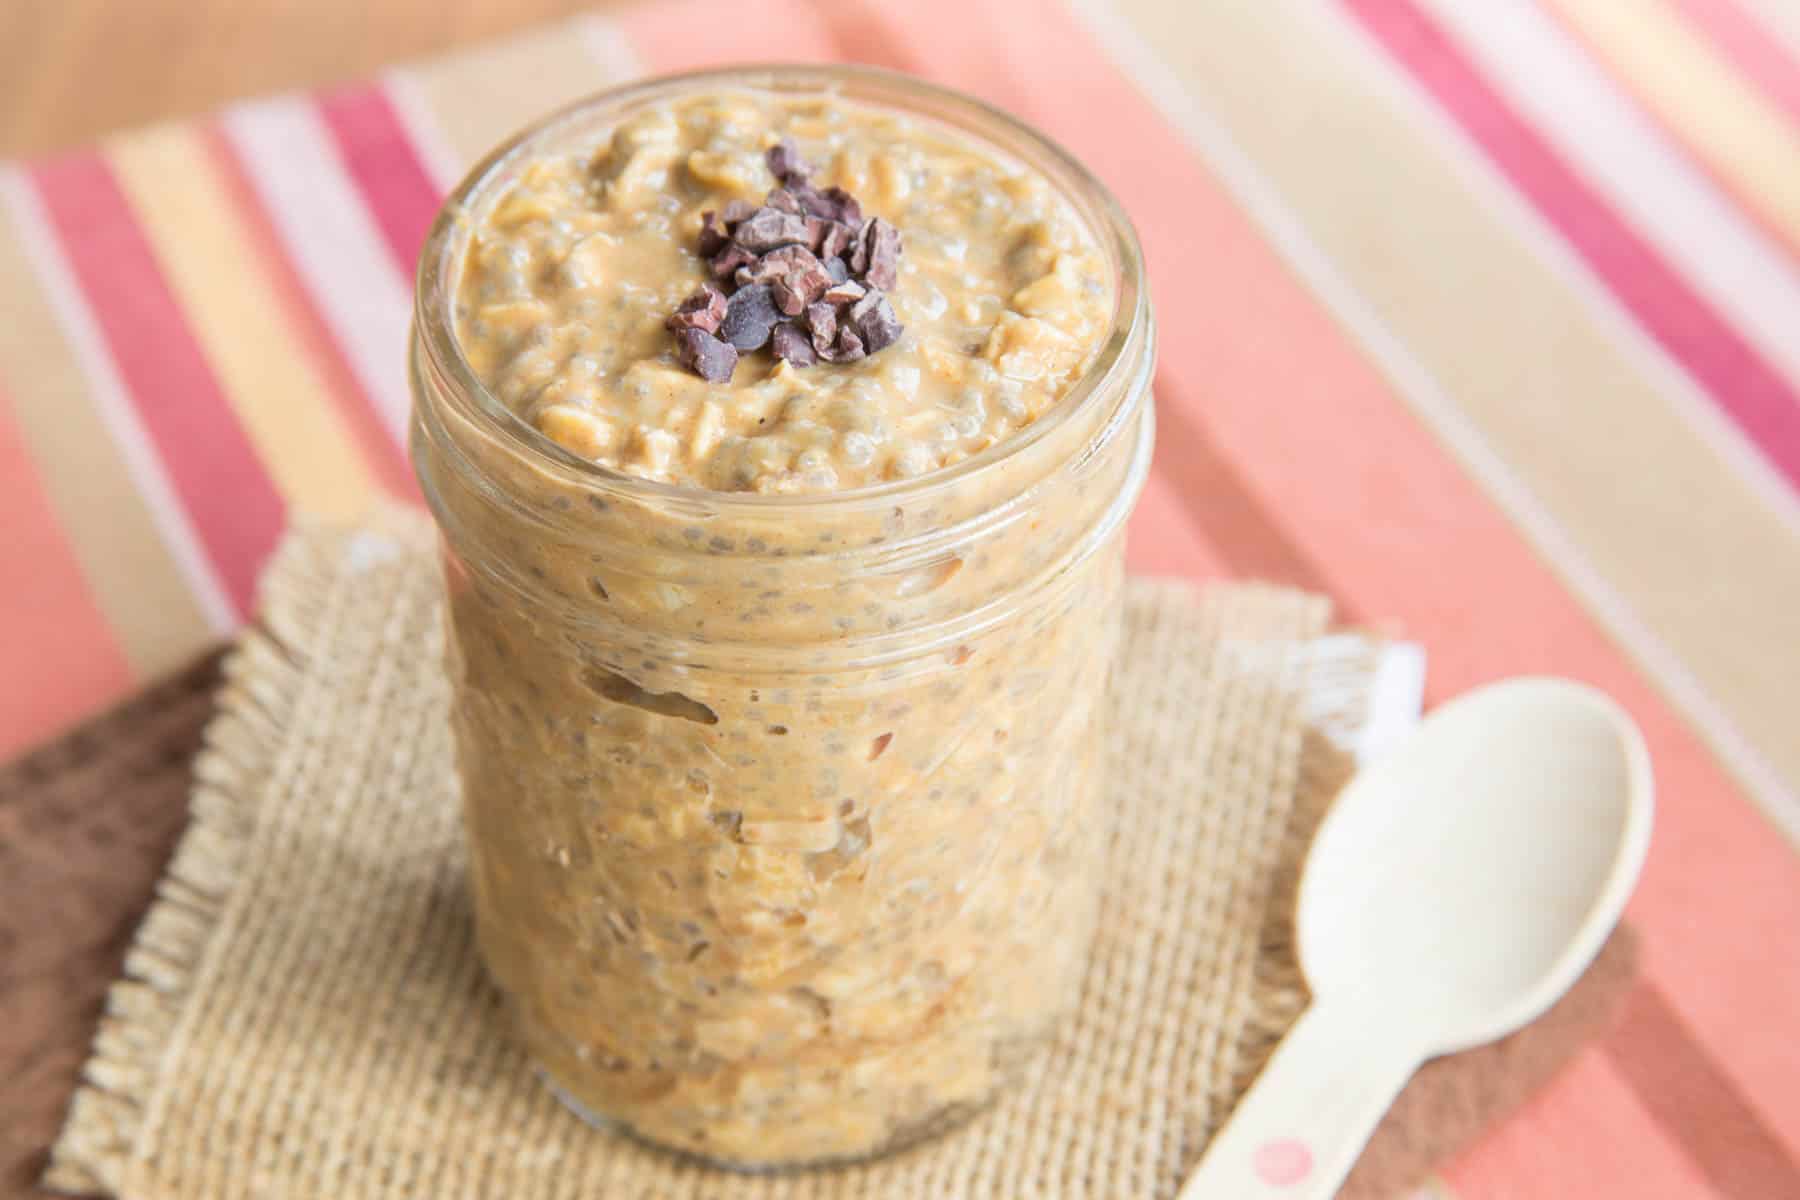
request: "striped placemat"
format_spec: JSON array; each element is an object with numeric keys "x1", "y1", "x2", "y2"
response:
[{"x1": 1, "y1": 2, "x2": 1797, "y2": 1195}]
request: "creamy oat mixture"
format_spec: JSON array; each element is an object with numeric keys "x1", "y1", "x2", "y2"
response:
[
  {"x1": 454, "y1": 89, "x2": 1111, "y2": 492},
  {"x1": 423, "y1": 81, "x2": 1142, "y2": 1169}
]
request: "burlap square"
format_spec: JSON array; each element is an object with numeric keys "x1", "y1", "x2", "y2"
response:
[{"x1": 40, "y1": 513, "x2": 1453, "y2": 1198}]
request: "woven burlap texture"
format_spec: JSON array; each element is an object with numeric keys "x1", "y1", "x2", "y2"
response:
[{"x1": 48, "y1": 512, "x2": 1364, "y2": 1200}]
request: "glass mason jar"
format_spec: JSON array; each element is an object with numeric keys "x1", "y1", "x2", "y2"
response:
[{"x1": 410, "y1": 66, "x2": 1154, "y2": 1169}]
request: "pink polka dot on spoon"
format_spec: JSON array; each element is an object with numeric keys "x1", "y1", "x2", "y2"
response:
[{"x1": 1253, "y1": 1138, "x2": 1313, "y2": 1187}]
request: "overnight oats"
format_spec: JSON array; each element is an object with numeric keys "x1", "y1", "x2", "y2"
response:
[{"x1": 410, "y1": 66, "x2": 1154, "y2": 1168}]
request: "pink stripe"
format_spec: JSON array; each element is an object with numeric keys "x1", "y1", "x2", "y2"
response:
[
  {"x1": 30, "y1": 153, "x2": 282, "y2": 616},
  {"x1": 1345, "y1": 0, "x2": 1800, "y2": 494},
  {"x1": 1672, "y1": 0, "x2": 1800, "y2": 132},
  {"x1": 315, "y1": 84, "x2": 444, "y2": 277}
]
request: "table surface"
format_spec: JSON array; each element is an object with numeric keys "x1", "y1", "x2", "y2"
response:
[
  {"x1": 2, "y1": 1, "x2": 1798, "y2": 1197},
  {"x1": 0, "y1": 0, "x2": 613, "y2": 156}
]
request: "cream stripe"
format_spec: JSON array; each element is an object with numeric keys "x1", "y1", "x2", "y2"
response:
[
  {"x1": 219, "y1": 97, "x2": 415, "y2": 447},
  {"x1": 1544, "y1": 0, "x2": 1800, "y2": 254},
  {"x1": 1423, "y1": 0, "x2": 1800, "y2": 394},
  {"x1": 1070, "y1": 0, "x2": 1800, "y2": 846},
  {"x1": 107, "y1": 127, "x2": 379, "y2": 521},
  {"x1": 392, "y1": 16, "x2": 638, "y2": 178},
  {"x1": 0, "y1": 188, "x2": 217, "y2": 676},
  {"x1": 0, "y1": 168, "x2": 236, "y2": 638},
  {"x1": 575, "y1": 14, "x2": 648, "y2": 85}
]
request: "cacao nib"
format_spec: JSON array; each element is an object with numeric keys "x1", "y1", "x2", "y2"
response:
[
  {"x1": 863, "y1": 218, "x2": 902, "y2": 290},
  {"x1": 765, "y1": 137, "x2": 811, "y2": 184},
  {"x1": 709, "y1": 242, "x2": 757, "y2": 279},
  {"x1": 804, "y1": 301, "x2": 838, "y2": 350},
  {"x1": 817, "y1": 221, "x2": 853, "y2": 261},
  {"x1": 790, "y1": 182, "x2": 836, "y2": 219},
  {"x1": 674, "y1": 328, "x2": 737, "y2": 383},
  {"x1": 665, "y1": 132, "x2": 904, "y2": 378},
  {"x1": 771, "y1": 321, "x2": 818, "y2": 366},
  {"x1": 719, "y1": 283, "x2": 781, "y2": 351},
  {"x1": 821, "y1": 187, "x2": 862, "y2": 226},
  {"x1": 822, "y1": 279, "x2": 866, "y2": 306},
  {"x1": 739, "y1": 245, "x2": 834, "y2": 314},
  {"x1": 850, "y1": 290, "x2": 902, "y2": 353},
  {"x1": 734, "y1": 207, "x2": 812, "y2": 252},
  {"x1": 821, "y1": 326, "x2": 866, "y2": 363},
  {"x1": 766, "y1": 187, "x2": 805, "y2": 215},
  {"x1": 666, "y1": 283, "x2": 728, "y2": 334},
  {"x1": 697, "y1": 211, "x2": 730, "y2": 257}
]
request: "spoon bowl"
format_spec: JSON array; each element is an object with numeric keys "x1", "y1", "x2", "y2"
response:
[
  {"x1": 1299, "y1": 677, "x2": 1653, "y2": 1054},
  {"x1": 1181, "y1": 677, "x2": 1652, "y2": 1197}
]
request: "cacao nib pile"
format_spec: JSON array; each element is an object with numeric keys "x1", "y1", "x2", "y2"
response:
[{"x1": 666, "y1": 138, "x2": 903, "y2": 382}]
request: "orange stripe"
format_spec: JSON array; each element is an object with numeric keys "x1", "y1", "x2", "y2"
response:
[
  {"x1": 1152, "y1": 377, "x2": 1338, "y2": 597},
  {"x1": 0, "y1": 383, "x2": 132, "y2": 759},
  {"x1": 1128, "y1": 468, "x2": 1233, "y2": 583},
  {"x1": 200, "y1": 124, "x2": 416, "y2": 500},
  {"x1": 728, "y1": 0, "x2": 1800, "y2": 1164},
  {"x1": 1446, "y1": 1049, "x2": 1724, "y2": 1197},
  {"x1": 616, "y1": 0, "x2": 839, "y2": 62},
  {"x1": 1605, "y1": 981, "x2": 1800, "y2": 1198}
]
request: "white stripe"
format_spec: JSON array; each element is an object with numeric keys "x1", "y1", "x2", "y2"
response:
[
  {"x1": 1734, "y1": 0, "x2": 1800, "y2": 69},
  {"x1": 1421, "y1": 0, "x2": 1800, "y2": 399},
  {"x1": 573, "y1": 14, "x2": 648, "y2": 84},
  {"x1": 220, "y1": 96, "x2": 415, "y2": 448},
  {"x1": 379, "y1": 69, "x2": 466, "y2": 193},
  {"x1": 0, "y1": 168, "x2": 237, "y2": 633},
  {"x1": 1064, "y1": 0, "x2": 1800, "y2": 848}
]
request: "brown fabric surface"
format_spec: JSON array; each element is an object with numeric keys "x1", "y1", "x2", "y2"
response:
[
  {"x1": 12, "y1": 518, "x2": 1638, "y2": 1199},
  {"x1": 0, "y1": 652, "x2": 223, "y2": 1200}
]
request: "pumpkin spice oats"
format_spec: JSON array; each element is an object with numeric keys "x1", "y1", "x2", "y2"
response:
[
  {"x1": 412, "y1": 68, "x2": 1154, "y2": 1168},
  {"x1": 453, "y1": 86, "x2": 1112, "y2": 494}
]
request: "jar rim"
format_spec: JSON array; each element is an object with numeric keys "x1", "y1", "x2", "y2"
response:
[{"x1": 412, "y1": 63, "x2": 1152, "y2": 515}]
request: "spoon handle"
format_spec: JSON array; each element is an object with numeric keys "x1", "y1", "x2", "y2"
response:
[{"x1": 1178, "y1": 1002, "x2": 1420, "y2": 1199}]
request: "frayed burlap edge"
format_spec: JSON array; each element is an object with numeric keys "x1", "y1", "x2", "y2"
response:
[{"x1": 44, "y1": 510, "x2": 436, "y2": 1196}]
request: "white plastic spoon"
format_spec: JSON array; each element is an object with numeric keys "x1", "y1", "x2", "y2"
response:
[{"x1": 1180, "y1": 677, "x2": 1652, "y2": 1198}]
